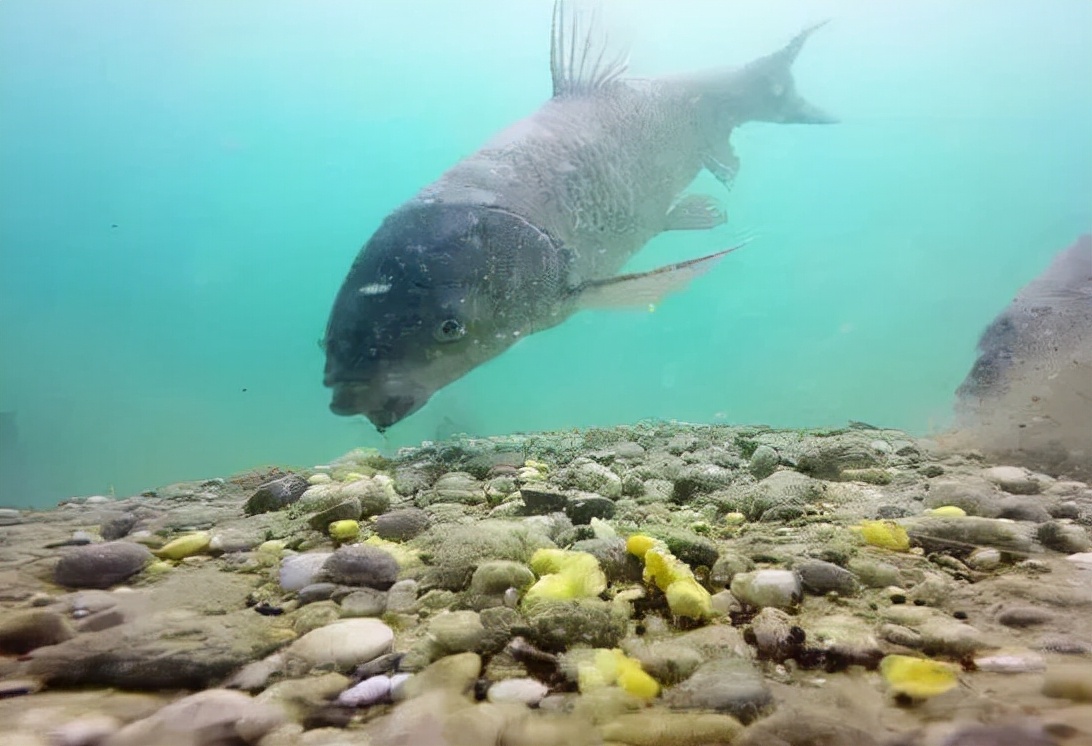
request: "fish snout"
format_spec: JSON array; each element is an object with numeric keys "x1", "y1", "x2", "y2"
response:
[{"x1": 328, "y1": 381, "x2": 424, "y2": 432}]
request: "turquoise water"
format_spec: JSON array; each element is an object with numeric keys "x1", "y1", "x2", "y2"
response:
[{"x1": 1, "y1": 0, "x2": 1090, "y2": 508}]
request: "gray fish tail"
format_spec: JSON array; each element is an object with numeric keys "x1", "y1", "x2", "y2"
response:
[{"x1": 723, "y1": 21, "x2": 836, "y2": 126}]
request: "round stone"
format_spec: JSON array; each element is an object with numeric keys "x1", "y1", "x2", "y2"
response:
[{"x1": 53, "y1": 541, "x2": 152, "y2": 589}]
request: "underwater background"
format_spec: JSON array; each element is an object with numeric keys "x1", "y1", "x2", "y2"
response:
[{"x1": 1, "y1": 0, "x2": 1090, "y2": 508}]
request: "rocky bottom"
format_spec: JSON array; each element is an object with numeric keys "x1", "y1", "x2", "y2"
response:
[{"x1": 0, "y1": 421, "x2": 1090, "y2": 746}]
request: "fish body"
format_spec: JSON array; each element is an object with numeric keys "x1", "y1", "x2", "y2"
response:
[
  {"x1": 952, "y1": 234, "x2": 1092, "y2": 478},
  {"x1": 323, "y1": 2, "x2": 834, "y2": 430}
]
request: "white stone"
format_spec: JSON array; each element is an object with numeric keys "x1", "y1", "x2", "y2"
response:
[
  {"x1": 487, "y1": 677, "x2": 549, "y2": 706},
  {"x1": 278, "y1": 552, "x2": 332, "y2": 592},
  {"x1": 286, "y1": 619, "x2": 394, "y2": 672}
]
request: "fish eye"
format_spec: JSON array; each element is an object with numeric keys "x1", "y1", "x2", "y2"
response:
[{"x1": 434, "y1": 318, "x2": 467, "y2": 342}]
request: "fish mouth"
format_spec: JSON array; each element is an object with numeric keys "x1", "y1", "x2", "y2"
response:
[{"x1": 328, "y1": 382, "x2": 422, "y2": 432}]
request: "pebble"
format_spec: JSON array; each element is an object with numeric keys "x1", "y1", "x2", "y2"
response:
[
  {"x1": 386, "y1": 579, "x2": 420, "y2": 614},
  {"x1": 428, "y1": 610, "x2": 486, "y2": 654},
  {"x1": 906, "y1": 515, "x2": 1033, "y2": 553},
  {"x1": 470, "y1": 561, "x2": 537, "y2": 596},
  {"x1": 486, "y1": 677, "x2": 549, "y2": 706},
  {"x1": 794, "y1": 559, "x2": 857, "y2": 596},
  {"x1": 934, "y1": 723, "x2": 1055, "y2": 746},
  {"x1": 919, "y1": 619, "x2": 989, "y2": 657},
  {"x1": 997, "y1": 496, "x2": 1052, "y2": 523},
  {"x1": 997, "y1": 605, "x2": 1055, "y2": 628},
  {"x1": 154, "y1": 531, "x2": 211, "y2": 560},
  {"x1": 733, "y1": 710, "x2": 880, "y2": 746},
  {"x1": 730, "y1": 570, "x2": 802, "y2": 610},
  {"x1": 974, "y1": 648, "x2": 1046, "y2": 673},
  {"x1": 52, "y1": 541, "x2": 153, "y2": 589},
  {"x1": 342, "y1": 477, "x2": 393, "y2": 516},
  {"x1": 286, "y1": 618, "x2": 394, "y2": 673},
  {"x1": 1042, "y1": 664, "x2": 1092, "y2": 702},
  {"x1": 278, "y1": 552, "x2": 332, "y2": 592},
  {"x1": 0, "y1": 508, "x2": 23, "y2": 525},
  {"x1": 848, "y1": 558, "x2": 902, "y2": 588},
  {"x1": 601, "y1": 711, "x2": 744, "y2": 746},
  {"x1": 710, "y1": 553, "x2": 755, "y2": 589},
  {"x1": 105, "y1": 688, "x2": 284, "y2": 746},
  {"x1": 922, "y1": 477, "x2": 1001, "y2": 517},
  {"x1": 519, "y1": 487, "x2": 568, "y2": 514},
  {"x1": 374, "y1": 508, "x2": 431, "y2": 541},
  {"x1": 664, "y1": 657, "x2": 773, "y2": 724},
  {"x1": 339, "y1": 588, "x2": 387, "y2": 617},
  {"x1": 1067, "y1": 552, "x2": 1092, "y2": 568},
  {"x1": 983, "y1": 465, "x2": 1041, "y2": 494},
  {"x1": 321, "y1": 545, "x2": 400, "y2": 589},
  {"x1": 401, "y1": 652, "x2": 482, "y2": 698},
  {"x1": 965, "y1": 547, "x2": 1003, "y2": 571},
  {"x1": 337, "y1": 674, "x2": 392, "y2": 707},
  {"x1": 746, "y1": 607, "x2": 803, "y2": 660},
  {"x1": 565, "y1": 494, "x2": 617, "y2": 524},
  {"x1": 99, "y1": 512, "x2": 137, "y2": 540},
  {"x1": 48, "y1": 714, "x2": 122, "y2": 746},
  {"x1": 749, "y1": 445, "x2": 779, "y2": 479},
  {"x1": 307, "y1": 496, "x2": 362, "y2": 531},
  {"x1": 1037, "y1": 521, "x2": 1091, "y2": 553},
  {"x1": 244, "y1": 474, "x2": 309, "y2": 515},
  {"x1": 562, "y1": 458, "x2": 623, "y2": 497},
  {"x1": 622, "y1": 639, "x2": 705, "y2": 686},
  {"x1": 880, "y1": 623, "x2": 923, "y2": 649},
  {"x1": 0, "y1": 609, "x2": 75, "y2": 654}
]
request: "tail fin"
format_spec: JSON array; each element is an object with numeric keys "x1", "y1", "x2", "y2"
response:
[{"x1": 738, "y1": 21, "x2": 837, "y2": 124}]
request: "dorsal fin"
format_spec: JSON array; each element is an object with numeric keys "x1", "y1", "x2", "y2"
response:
[{"x1": 550, "y1": 0, "x2": 630, "y2": 97}]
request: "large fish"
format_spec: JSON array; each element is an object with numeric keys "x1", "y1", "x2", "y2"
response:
[
  {"x1": 323, "y1": 2, "x2": 835, "y2": 431},
  {"x1": 950, "y1": 233, "x2": 1092, "y2": 479}
]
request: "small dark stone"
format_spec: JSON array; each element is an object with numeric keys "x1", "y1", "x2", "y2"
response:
[
  {"x1": 998, "y1": 606, "x2": 1054, "y2": 628},
  {"x1": 519, "y1": 488, "x2": 568, "y2": 515},
  {"x1": 321, "y1": 545, "x2": 399, "y2": 590},
  {"x1": 953, "y1": 610, "x2": 968, "y2": 620},
  {"x1": 876, "y1": 504, "x2": 911, "y2": 519},
  {"x1": 53, "y1": 541, "x2": 153, "y2": 589},
  {"x1": 795, "y1": 559, "x2": 858, "y2": 596},
  {"x1": 921, "y1": 464, "x2": 945, "y2": 477},
  {"x1": 354, "y1": 652, "x2": 403, "y2": 681},
  {"x1": 1048, "y1": 502, "x2": 1081, "y2": 520},
  {"x1": 997, "y1": 497, "x2": 1052, "y2": 523},
  {"x1": 245, "y1": 474, "x2": 310, "y2": 515},
  {"x1": 1037, "y1": 521, "x2": 1091, "y2": 553},
  {"x1": 253, "y1": 603, "x2": 284, "y2": 616},
  {"x1": 374, "y1": 508, "x2": 431, "y2": 542},
  {"x1": 298, "y1": 583, "x2": 340, "y2": 605},
  {"x1": 565, "y1": 494, "x2": 616, "y2": 524},
  {"x1": 100, "y1": 512, "x2": 137, "y2": 541}
]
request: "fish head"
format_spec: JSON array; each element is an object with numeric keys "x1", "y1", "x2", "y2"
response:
[{"x1": 323, "y1": 202, "x2": 563, "y2": 431}]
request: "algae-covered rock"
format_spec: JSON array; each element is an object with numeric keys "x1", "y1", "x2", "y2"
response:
[
  {"x1": 470, "y1": 561, "x2": 537, "y2": 597},
  {"x1": 245, "y1": 474, "x2": 309, "y2": 515},
  {"x1": 748, "y1": 445, "x2": 780, "y2": 480},
  {"x1": 716, "y1": 470, "x2": 827, "y2": 522},
  {"x1": 560, "y1": 458, "x2": 624, "y2": 498},
  {"x1": 417, "y1": 520, "x2": 555, "y2": 591},
  {"x1": 428, "y1": 610, "x2": 487, "y2": 655},
  {"x1": 375, "y1": 508, "x2": 431, "y2": 542},
  {"x1": 526, "y1": 599, "x2": 628, "y2": 653}
]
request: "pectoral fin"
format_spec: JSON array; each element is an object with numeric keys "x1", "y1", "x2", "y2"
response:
[
  {"x1": 703, "y1": 142, "x2": 740, "y2": 192},
  {"x1": 664, "y1": 194, "x2": 727, "y2": 231},
  {"x1": 572, "y1": 243, "x2": 747, "y2": 309}
]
